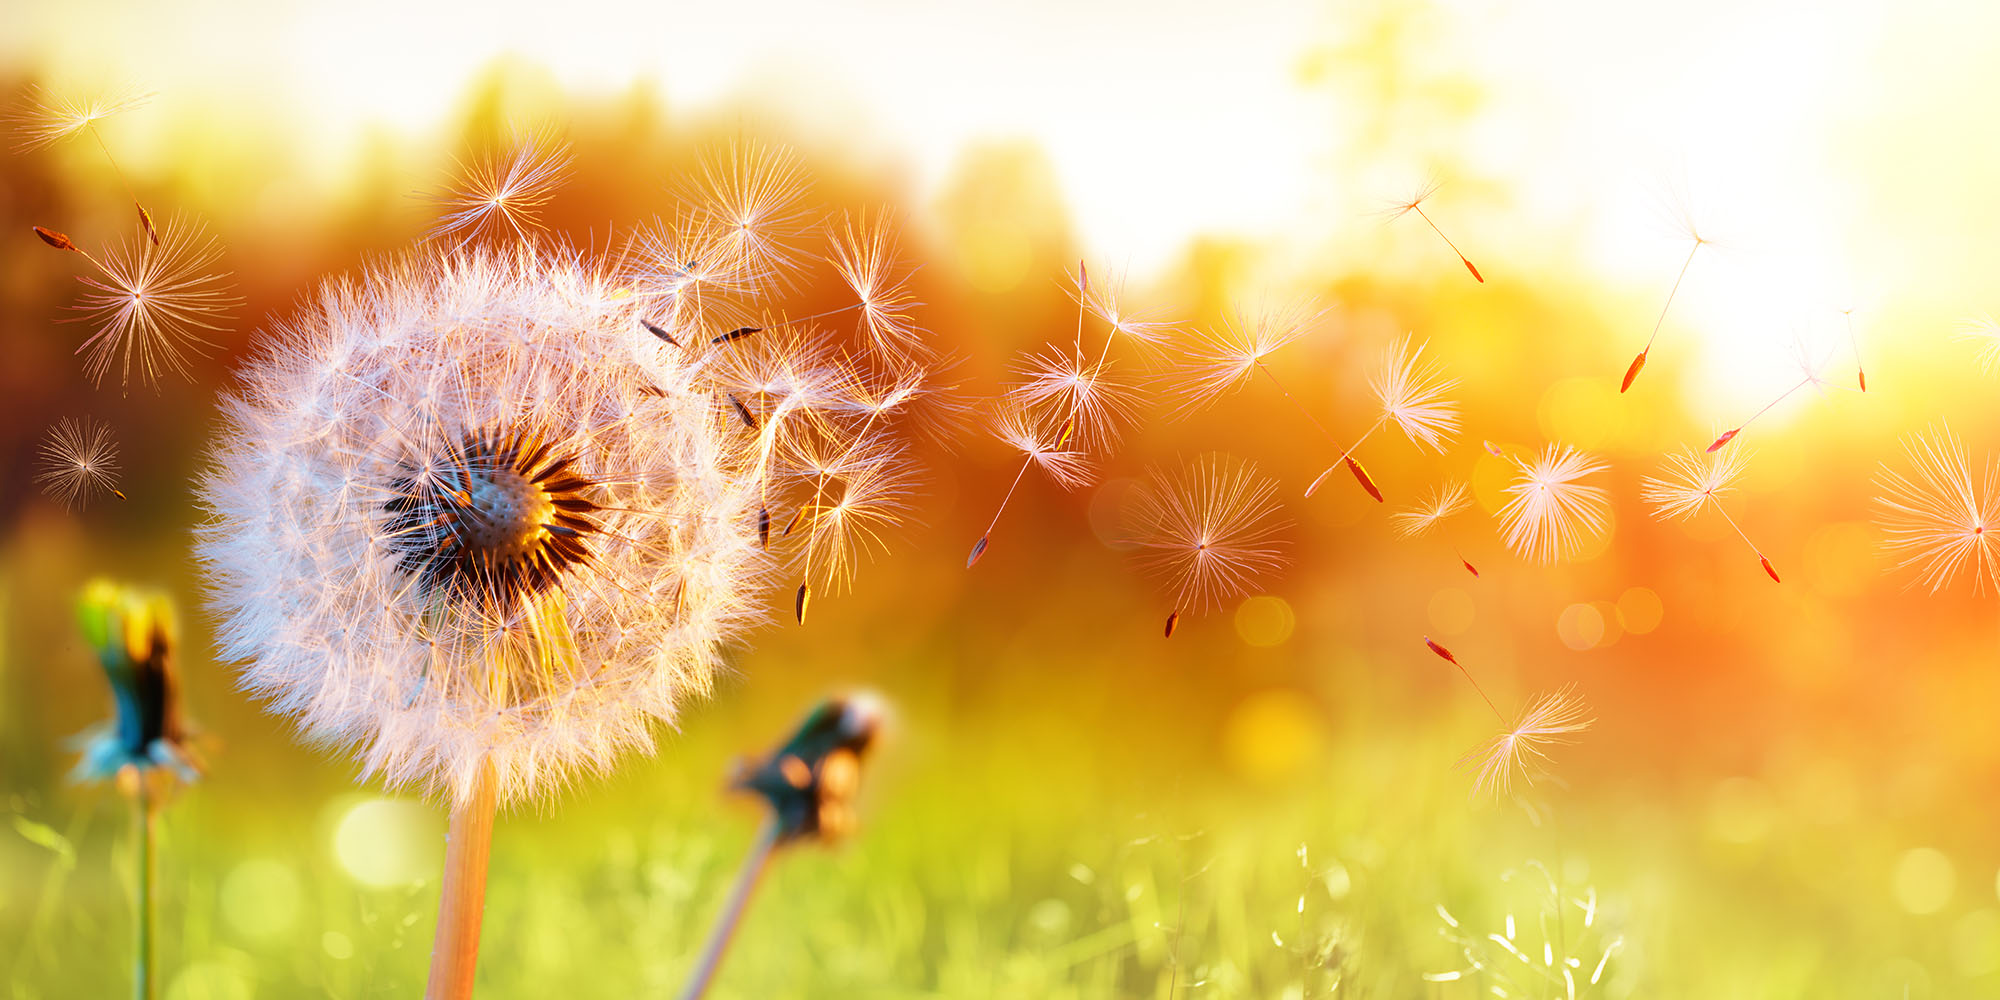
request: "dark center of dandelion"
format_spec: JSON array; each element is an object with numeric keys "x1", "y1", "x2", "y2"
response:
[{"x1": 383, "y1": 430, "x2": 602, "y2": 611}]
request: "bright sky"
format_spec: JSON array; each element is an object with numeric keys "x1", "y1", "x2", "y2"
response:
[{"x1": 8, "y1": 0, "x2": 1998, "y2": 409}]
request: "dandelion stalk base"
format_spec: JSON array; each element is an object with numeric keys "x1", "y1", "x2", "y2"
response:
[{"x1": 425, "y1": 759, "x2": 496, "y2": 1000}]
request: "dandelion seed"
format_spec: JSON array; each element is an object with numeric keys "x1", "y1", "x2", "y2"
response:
[
  {"x1": 713, "y1": 326, "x2": 761, "y2": 345},
  {"x1": 1008, "y1": 343, "x2": 1141, "y2": 453},
  {"x1": 1621, "y1": 198, "x2": 1711, "y2": 393},
  {"x1": 35, "y1": 225, "x2": 80, "y2": 252},
  {"x1": 35, "y1": 416, "x2": 122, "y2": 510},
  {"x1": 1707, "y1": 336, "x2": 1847, "y2": 453},
  {"x1": 1496, "y1": 445, "x2": 1610, "y2": 563},
  {"x1": 968, "y1": 405, "x2": 1091, "y2": 568},
  {"x1": 1956, "y1": 315, "x2": 2000, "y2": 374},
  {"x1": 827, "y1": 211, "x2": 923, "y2": 359},
  {"x1": 1124, "y1": 455, "x2": 1288, "y2": 634},
  {"x1": 427, "y1": 131, "x2": 573, "y2": 249},
  {"x1": 1171, "y1": 302, "x2": 1322, "y2": 415},
  {"x1": 1305, "y1": 335, "x2": 1459, "y2": 500},
  {"x1": 691, "y1": 141, "x2": 810, "y2": 288},
  {"x1": 1071, "y1": 265, "x2": 1171, "y2": 350},
  {"x1": 1842, "y1": 307, "x2": 1867, "y2": 392},
  {"x1": 1641, "y1": 445, "x2": 1778, "y2": 581},
  {"x1": 68, "y1": 214, "x2": 238, "y2": 389},
  {"x1": 9, "y1": 87, "x2": 159, "y2": 241},
  {"x1": 1384, "y1": 177, "x2": 1483, "y2": 282},
  {"x1": 1395, "y1": 482, "x2": 1471, "y2": 537},
  {"x1": 8, "y1": 86, "x2": 151, "y2": 152},
  {"x1": 1875, "y1": 423, "x2": 2000, "y2": 594},
  {"x1": 1459, "y1": 688, "x2": 1593, "y2": 798}
]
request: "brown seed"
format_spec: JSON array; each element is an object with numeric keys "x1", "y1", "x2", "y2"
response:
[
  {"x1": 965, "y1": 534, "x2": 990, "y2": 569},
  {"x1": 758, "y1": 507, "x2": 770, "y2": 548},
  {"x1": 1163, "y1": 610, "x2": 1179, "y2": 638},
  {"x1": 1423, "y1": 636, "x2": 1458, "y2": 665},
  {"x1": 711, "y1": 326, "x2": 761, "y2": 345},
  {"x1": 1760, "y1": 556, "x2": 1781, "y2": 583},
  {"x1": 136, "y1": 203, "x2": 159, "y2": 246},
  {"x1": 641, "y1": 319, "x2": 680, "y2": 346},
  {"x1": 728, "y1": 393, "x2": 758, "y2": 430},
  {"x1": 1055, "y1": 415, "x2": 1076, "y2": 450},
  {"x1": 1620, "y1": 350, "x2": 1648, "y2": 393},
  {"x1": 33, "y1": 226, "x2": 78, "y2": 252},
  {"x1": 1706, "y1": 428, "x2": 1740, "y2": 453},
  {"x1": 1462, "y1": 257, "x2": 1484, "y2": 283},
  {"x1": 781, "y1": 508, "x2": 805, "y2": 537},
  {"x1": 794, "y1": 581, "x2": 812, "y2": 624},
  {"x1": 1460, "y1": 556, "x2": 1480, "y2": 578},
  {"x1": 1303, "y1": 465, "x2": 1334, "y2": 499},
  {"x1": 1345, "y1": 456, "x2": 1384, "y2": 503}
]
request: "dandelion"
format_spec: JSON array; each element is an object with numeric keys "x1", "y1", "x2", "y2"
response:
[
  {"x1": 965, "y1": 400, "x2": 1091, "y2": 568},
  {"x1": 1459, "y1": 688, "x2": 1593, "y2": 798},
  {"x1": 55, "y1": 214, "x2": 238, "y2": 389},
  {"x1": 9, "y1": 86, "x2": 159, "y2": 242},
  {"x1": 1124, "y1": 455, "x2": 1288, "y2": 637},
  {"x1": 35, "y1": 415, "x2": 123, "y2": 510},
  {"x1": 73, "y1": 580, "x2": 203, "y2": 1000},
  {"x1": 1876, "y1": 424, "x2": 2000, "y2": 594},
  {"x1": 1956, "y1": 315, "x2": 2000, "y2": 374},
  {"x1": 679, "y1": 696, "x2": 884, "y2": 1000},
  {"x1": 1496, "y1": 445, "x2": 1610, "y2": 563},
  {"x1": 1383, "y1": 177, "x2": 1483, "y2": 282},
  {"x1": 1641, "y1": 445, "x2": 1779, "y2": 581},
  {"x1": 427, "y1": 131, "x2": 573, "y2": 249},
  {"x1": 1705, "y1": 336, "x2": 1850, "y2": 453},
  {"x1": 1395, "y1": 481, "x2": 1479, "y2": 577},
  {"x1": 1304, "y1": 335, "x2": 1460, "y2": 501},
  {"x1": 1620, "y1": 194, "x2": 1712, "y2": 393}
]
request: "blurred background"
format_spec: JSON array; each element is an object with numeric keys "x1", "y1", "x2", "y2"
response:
[{"x1": 5, "y1": 0, "x2": 2000, "y2": 996}]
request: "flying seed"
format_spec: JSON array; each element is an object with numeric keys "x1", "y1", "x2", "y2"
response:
[
  {"x1": 728, "y1": 393, "x2": 759, "y2": 430},
  {"x1": 1345, "y1": 457, "x2": 1384, "y2": 503},
  {"x1": 1620, "y1": 351, "x2": 1647, "y2": 394},
  {"x1": 1760, "y1": 556, "x2": 1780, "y2": 582},
  {"x1": 794, "y1": 582, "x2": 812, "y2": 624},
  {"x1": 966, "y1": 534, "x2": 990, "y2": 569},
  {"x1": 711, "y1": 326, "x2": 761, "y2": 345},
  {"x1": 641, "y1": 319, "x2": 680, "y2": 346},
  {"x1": 34, "y1": 226, "x2": 78, "y2": 252},
  {"x1": 1424, "y1": 636, "x2": 1459, "y2": 665},
  {"x1": 1163, "y1": 610, "x2": 1179, "y2": 638}
]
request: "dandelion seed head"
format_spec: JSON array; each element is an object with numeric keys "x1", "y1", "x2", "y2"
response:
[
  {"x1": 1124, "y1": 455, "x2": 1288, "y2": 614},
  {"x1": 35, "y1": 416, "x2": 121, "y2": 511},
  {"x1": 1497, "y1": 445, "x2": 1610, "y2": 563},
  {"x1": 195, "y1": 244, "x2": 777, "y2": 805},
  {"x1": 1393, "y1": 481, "x2": 1470, "y2": 538},
  {"x1": 1876, "y1": 423, "x2": 2000, "y2": 594},
  {"x1": 1070, "y1": 266, "x2": 1171, "y2": 349}
]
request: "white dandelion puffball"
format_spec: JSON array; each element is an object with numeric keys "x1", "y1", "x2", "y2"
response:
[{"x1": 196, "y1": 246, "x2": 767, "y2": 805}]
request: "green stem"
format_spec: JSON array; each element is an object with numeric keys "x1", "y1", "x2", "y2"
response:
[
  {"x1": 677, "y1": 818, "x2": 780, "y2": 1000},
  {"x1": 134, "y1": 775, "x2": 154, "y2": 1000}
]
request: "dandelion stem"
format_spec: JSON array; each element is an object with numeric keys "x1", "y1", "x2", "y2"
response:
[
  {"x1": 1304, "y1": 417, "x2": 1386, "y2": 497},
  {"x1": 677, "y1": 817, "x2": 780, "y2": 1000},
  {"x1": 131, "y1": 768, "x2": 154, "y2": 1000},
  {"x1": 979, "y1": 455, "x2": 1036, "y2": 547},
  {"x1": 1254, "y1": 363, "x2": 1341, "y2": 448},
  {"x1": 424, "y1": 757, "x2": 496, "y2": 1000},
  {"x1": 1643, "y1": 242, "x2": 1701, "y2": 354},
  {"x1": 1414, "y1": 206, "x2": 1482, "y2": 282}
]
